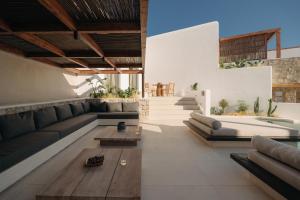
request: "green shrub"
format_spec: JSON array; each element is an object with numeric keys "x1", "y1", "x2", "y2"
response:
[
  {"x1": 236, "y1": 100, "x2": 249, "y2": 113},
  {"x1": 219, "y1": 99, "x2": 229, "y2": 113}
]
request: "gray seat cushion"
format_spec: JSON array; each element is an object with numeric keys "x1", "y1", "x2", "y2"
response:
[
  {"x1": 93, "y1": 112, "x2": 139, "y2": 119},
  {"x1": 82, "y1": 102, "x2": 91, "y2": 113},
  {"x1": 70, "y1": 103, "x2": 84, "y2": 116},
  {"x1": 0, "y1": 111, "x2": 36, "y2": 140},
  {"x1": 107, "y1": 102, "x2": 122, "y2": 112},
  {"x1": 122, "y1": 102, "x2": 139, "y2": 112},
  {"x1": 54, "y1": 104, "x2": 73, "y2": 121},
  {"x1": 0, "y1": 131, "x2": 60, "y2": 173},
  {"x1": 41, "y1": 114, "x2": 97, "y2": 138},
  {"x1": 34, "y1": 107, "x2": 58, "y2": 129}
]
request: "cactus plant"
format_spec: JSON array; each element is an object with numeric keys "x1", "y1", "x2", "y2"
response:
[
  {"x1": 254, "y1": 97, "x2": 260, "y2": 114},
  {"x1": 267, "y1": 98, "x2": 277, "y2": 117}
]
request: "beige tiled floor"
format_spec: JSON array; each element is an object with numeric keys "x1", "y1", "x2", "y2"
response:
[{"x1": 0, "y1": 119, "x2": 273, "y2": 200}]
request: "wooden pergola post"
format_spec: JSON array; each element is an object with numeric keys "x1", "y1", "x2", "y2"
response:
[
  {"x1": 142, "y1": 73, "x2": 145, "y2": 98},
  {"x1": 276, "y1": 30, "x2": 281, "y2": 58}
]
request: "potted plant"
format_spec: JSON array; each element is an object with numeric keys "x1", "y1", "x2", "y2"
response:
[{"x1": 189, "y1": 82, "x2": 199, "y2": 97}]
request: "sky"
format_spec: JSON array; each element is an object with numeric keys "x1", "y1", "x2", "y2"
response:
[{"x1": 147, "y1": 0, "x2": 300, "y2": 48}]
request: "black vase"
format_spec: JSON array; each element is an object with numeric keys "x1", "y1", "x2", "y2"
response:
[{"x1": 117, "y1": 122, "x2": 126, "y2": 131}]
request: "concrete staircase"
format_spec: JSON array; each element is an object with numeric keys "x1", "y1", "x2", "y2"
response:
[{"x1": 148, "y1": 97, "x2": 201, "y2": 120}]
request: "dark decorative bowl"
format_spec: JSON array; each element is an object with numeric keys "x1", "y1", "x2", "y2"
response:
[
  {"x1": 117, "y1": 122, "x2": 126, "y2": 132},
  {"x1": 84, "y1": 154, "x2": 104, "y2": 168}
]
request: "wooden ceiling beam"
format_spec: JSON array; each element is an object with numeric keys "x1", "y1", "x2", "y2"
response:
[
  {"x1": 61, "y1": 63, "x2": 142, "y2": 68},
  {"x1": 38, "y1": 0, "x2": 117, "y2": 70},
  {"x1": 72, "y1": 69, "x2": 144, "y2": 75},
  {"x1": 26, "y1": 50, "x2": 141, "y2": 58},
  {"x1": 0, "y1": 42, "x2": 25, "y2": 57},
  {"x1": 80, "y1": 33, "x2": 105, "y2": 58},
  {"x1": 220, "y1": 28, "x2": 281, "y2": 42},
  {"x1": 38, "y1": 0, "x2": 77, "y2": 31},
  {"x1": 140, "y1": 0, "x2": 148, "y2": 70}
]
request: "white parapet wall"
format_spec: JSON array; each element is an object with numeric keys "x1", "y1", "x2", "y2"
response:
[
  {"x1": 145, "y1": 21, "x2": 272, "y2": 111},
  {"x1": 275, "y1": 103, "x2": 300, "y2": 121}
]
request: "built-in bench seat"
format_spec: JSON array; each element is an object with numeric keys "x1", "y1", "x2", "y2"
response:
[
  {"x1": 0, "y1": 100, "x2": 139, "y2": 176},
  {"x1": 231, "y1": 136, "x2": 300, "y2": 200},
  {"x1": 184, "y1": 112, "x2": 300, "y2": 146},
  {"x1": 41, "y1": 114, "x2": 97, "y2": 138},
  {"x1": 0, "y1": 131, "x2": 59, "y2": 173}
]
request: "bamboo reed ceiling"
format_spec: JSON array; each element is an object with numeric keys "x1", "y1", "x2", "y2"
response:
[
  {"x1": 220, "y1": 28, "x2": 281, "y2": 63},
  {"x1": 0, "y1": 0, "x2": 148, "y2": 75}
]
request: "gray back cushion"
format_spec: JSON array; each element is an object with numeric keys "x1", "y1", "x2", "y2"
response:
[
  {"x1": 82, "y1": 102, "x2": 91, "y2": 113},
  {"x1": 122, "y1": 102, "x2": 139, "y2": 112},
  {"x1": 70, "y1": 103, "x2": 84, "y2": 116},
  {"x1": 34, "y1": 107, "x2": 58, "y2": 129},
  {"x1": 54, "y1": 104, "x2": 73, "y2": 121},
  {"x1": 107, "y1": 102, "x2": 122, "y2": 112},
  {"x1": 0, "y1": 111, "x2": 36, "y2": 139},
  {"x1": 90, "y1": 102, "x2": 107, "y2": 112}
]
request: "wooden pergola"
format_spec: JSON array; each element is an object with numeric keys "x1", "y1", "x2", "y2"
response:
[
  {"x1": 220, "y1": 28, "x2": 281, "y2": 63},
  {"x1": 0, "y1": 0, "x2": 148, "y2": 95}
]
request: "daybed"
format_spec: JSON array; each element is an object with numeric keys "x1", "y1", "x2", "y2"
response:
[
  {"x1": 231, "y1": 136, "x2": 300, "y2": 200},
  {"x1": 0, "y1": 100, "x2": 139, "y2": 191},
  {"x1": 184, "y1": 112, "x2": 300, "y2": 146}
]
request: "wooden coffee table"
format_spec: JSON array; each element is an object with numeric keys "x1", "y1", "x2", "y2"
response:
[
  {"x1": 94, "y1": 126, "x2": 142, "y2": 146},
  {"x1": 37, "y1": 148, "x2": 141, "y2": 200}
]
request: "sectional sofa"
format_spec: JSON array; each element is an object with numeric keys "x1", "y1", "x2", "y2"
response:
[
  {"x1": 0, "y1": 100, "x2": 139, "y2": 191},
  {"x1": 231, "y1": 136, "x2": 300, "y2": 200}
]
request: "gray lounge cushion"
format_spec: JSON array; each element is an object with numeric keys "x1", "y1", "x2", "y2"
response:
[
  {"x1": 248, "y1": 150, "x2": 300, "y2": 190},
  {"x1": 94, "y1": 112, "x2": 139, "y2": 119},
  {"x1": 41, "y1": 114, "x2": 97, "y2": 138},
  {"x1": 190, "y1": 112, "x2": 222, "y2": 130},
  {"x1": 107, "y1": 102, "x2": 122, "y2": 112},
  {"x1": 54, "y1": 104, "x2": 73, "y2": 121},
  {"x1": 122, "y1": 102, "x2": 139, "y2": 112},
  {"x1": 82, "y1": 102, "x2": 91, "y2": 113},
  {"x1": 34, "y1": 107, "x2": 58, "y2": 129},
  {"x1": 0, "y1": 131, "x2": 59, "y2": 173},
  {"x1": 251, "y1": 135, "x2": 300, "y2": 171},
  {"x1": 189, "y1": 118, "x2": 212, "y2": 135},
  {"x1": 0, "y1": 111, "x2": 36, "y2": 139},
  {"x1": 70, "y1": 103, "x2": 84, "y2": 116},
  {"x1": 90, "y1": 102, "x2": 107, "y2": 112}
]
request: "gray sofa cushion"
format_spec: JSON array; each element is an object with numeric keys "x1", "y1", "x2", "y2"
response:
[
  {"x1": 190, "y1": 112, "x2": 222, "y2": 130},
  {"x1": 90, "y1": 102, "x2": 107, "y2": 112},
  {"x1": 34, "y1": 107, "x2": 58, "y2": 129},
  {"x1": 251, "y1": 135, "x2": 300, "y2": 171},
  {"x1": 0, "y1": 131, "x2": 59, "y2": 173},
  {"x1": 0, "y1": 111, "x2": 36, "y2": 140},
  {"x1": 41, "y1": 114, "x2": 97, "y2": 138},
  {"x1": 107, "y1": 102, "x2": 122, "y2": 112},
  {"x1": 93, "y1": 112, "x2": 139, "y2": 119},
  {"x1": 70, "y1": 103, "x2": 84, "y2": 116},
  {"x1": 82, "y1": 102, "x2": 91, "y2": 113},
  {"x1": 122, "y1": 102, "x2": 139, "y2": 112},
  {"x1": 54, "y1": 104, "x2": 73, "y2": 121},
  {"x1": 248, "y1": 150, "x2": 300, "y2": 190}
]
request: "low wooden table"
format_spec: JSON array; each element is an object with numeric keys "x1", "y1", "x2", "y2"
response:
[
  {"x1": 37, "y1": 148, "x2": 141, "y2": 200},
  {"x1": 94, "y1": 126, "x2": 142, "y2": 146}
]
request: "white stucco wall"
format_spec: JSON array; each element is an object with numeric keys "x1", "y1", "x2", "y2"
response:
[
  {"x1": 276, "y1": 103, "x2": 300, "y2": 120},
  {"x1": 268, "y1": 46, "x2": 300, "y2": 59},
  {"x1": 0, "y1": 51, "x2": 80, "y2": 105},
  {"x1": 145, "y1": 21, "x2": 272, "y2": 110}
]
